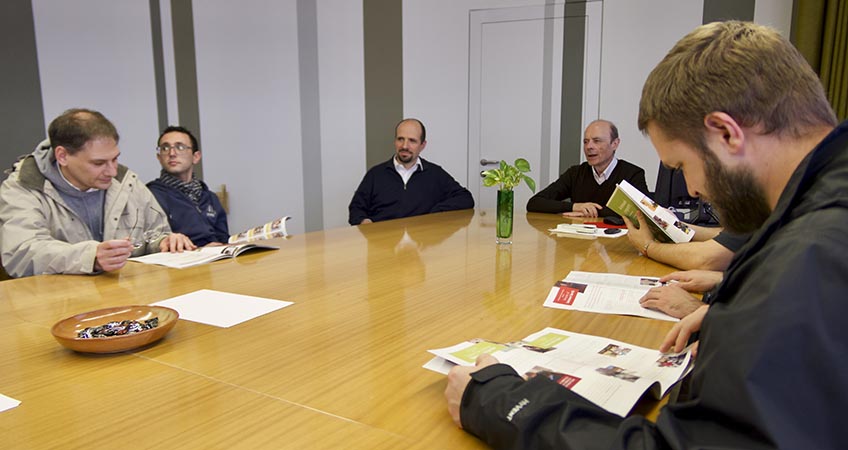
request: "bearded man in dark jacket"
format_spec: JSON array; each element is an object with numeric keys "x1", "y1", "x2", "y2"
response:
[{"x1": 445, "y1": 21, "x2": 848, "y2": 450}]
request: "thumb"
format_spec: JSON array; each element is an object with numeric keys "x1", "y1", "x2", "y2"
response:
[{"x1": 476, "y1": 353, "x2": 499, "y2": 367}]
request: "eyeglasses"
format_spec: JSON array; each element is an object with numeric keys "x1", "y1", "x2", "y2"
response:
[{"x1": 156, "y1": 144, "x2": 193, "y2": 155}]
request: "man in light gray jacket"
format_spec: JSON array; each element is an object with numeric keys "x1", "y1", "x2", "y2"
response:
[{"x1": 0, "y1": 108, "x2": 195, "y2": 278}]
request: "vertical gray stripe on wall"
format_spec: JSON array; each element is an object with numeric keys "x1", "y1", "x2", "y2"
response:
[
  {"x1": 363, "y1": 0, "x2": 403, "y2": 169},
  {"x1": 703, "y1": 0, "x2": 755, "y2": 23},
  {"x1": 0, "y1": 0, "x2": 46, "y2": 174},
  {"x1": 149, "y1": 0, "x2": 168, "y2": 132},
  {"x1": 170, "y1": 0, "x2": 203, "y2": 179},
  {"x1": 297, "y1": 0, "x2": 324, "y2": 232},
  {"x1": 559, "y1": 3, "x2": 587, "y2": 174},
  {"x1": 538, "y1": 2, "x2": 556, "y2": 189}
]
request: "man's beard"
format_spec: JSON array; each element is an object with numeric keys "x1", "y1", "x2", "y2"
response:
[{"x1": 702, "y1": 151, "x2": 772, "y2": 234}]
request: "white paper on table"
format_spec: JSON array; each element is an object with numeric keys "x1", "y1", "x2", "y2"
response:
[
  {"x1": 543, "y1": 271, "x2": 678, "y2": 322},
  {"x1": 0, "y1": 393, "x2": 21, "y2": 413},
  {"x1": 152, "y1": 289, "x2": 293, "y2": 328},
  {"x1": 548, "y1": 224, "x2": 628, "y2": 239}
]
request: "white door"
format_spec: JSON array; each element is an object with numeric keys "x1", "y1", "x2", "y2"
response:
[{"x1": 467, "y1": 2, "x2": 602, "y2": 211}]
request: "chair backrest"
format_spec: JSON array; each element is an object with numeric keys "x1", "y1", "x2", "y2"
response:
[
  {"x1": 654, "y1": 164, "x2": 719, "y2": 226},
  {"x1": 215, "y1": 184, "x2": 229, "y2": 214}
]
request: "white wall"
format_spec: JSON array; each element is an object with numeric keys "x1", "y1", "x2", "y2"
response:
[
  {"x1": 317, "y1": 0, "x2": 367, "y2": 230},
  {"x1": 32, "y1": 0, "x2": 161, "y2": 181},
  {"x1": 193, "y1": 0, "x2": 306, "y2": 234},
  {"x1": 598, "y1": 0, "x2": 704, "y2": 190},
  {"x1": 754, "y1": 0, "x2": 794, "y2": 38},
  {"x1": 404, "y1": 0, "x2": 706, "y2": 193},
  {"x1": 403, "y1": 0, "x2": 565, "y2": 190}
]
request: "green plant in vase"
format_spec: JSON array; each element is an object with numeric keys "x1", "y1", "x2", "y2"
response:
[{"x1": 482, "y1": 159, "x2": 536, "y2": 244}]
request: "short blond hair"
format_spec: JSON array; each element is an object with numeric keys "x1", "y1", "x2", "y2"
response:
[{"x1": 638, "y1": 21, "x2": 836, "y2": 151}]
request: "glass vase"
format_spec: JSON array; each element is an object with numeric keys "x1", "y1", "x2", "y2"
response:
[{"x1": 496, "y1": 190, "x2": 514, "y2": 244}]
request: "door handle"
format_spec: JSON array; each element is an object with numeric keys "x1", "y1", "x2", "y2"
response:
[{"x1": 480, "y1": 158, "x2": 501, "y2": 166}]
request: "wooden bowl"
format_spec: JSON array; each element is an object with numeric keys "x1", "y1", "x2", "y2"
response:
[{"x1": 51, "y1": 305, "x2": 179, "y2": 353}]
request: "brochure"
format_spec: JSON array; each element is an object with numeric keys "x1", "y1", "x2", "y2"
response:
[
  {"x1": 605, "y1": 180, "x2": 695, "y2": 243},
  {"x1": 425, "y1": 327, "x2": 691, "y2": 417},
  {"x1": 229, "y1": 216, "x2": 290, "y2": 244},
  {"x1": 543, "y1": 271, "x2": 678, "y2": 322},
  {"x1": 129, "y1": 243, "x2": 278, "y2": 269}
]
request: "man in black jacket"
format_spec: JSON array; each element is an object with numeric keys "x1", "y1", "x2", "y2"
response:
[
  {"x1": 446, "y1": 21, "x2": 848, "y2": 449},
  {"x1": 348, "y1": 119, "x2": 474, "y2": 225},
  {"x1": 526, "y1": 119, "x2": 648, "y2": 218}
]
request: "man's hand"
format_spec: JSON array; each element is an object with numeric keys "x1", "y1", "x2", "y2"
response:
[
  {"x1": 563, "y1": 202, "x2": 603, "y2": 218},
  {"x1": 639, "y1": 284, "x2": 703, "y2": 318},
  {"x1": 622, "y1": 211, "x2": 655, "y2": 254},
  {"x1": 445, "y1": 354, "x2": 499, "y2": 428},
  {"x1": 660, "y1": 304, "x2": 709, "y2": 354},
  {"x1": 360, "y1": 218, "x2": 373, "y2": 225},
  {"x1": 159, "y1": 233, "x2": 197, "y2": 253},
  {"x1": 95, "y1": 239, "x2": 133, "y2": 272},
  {"x1": 660, "y1": 270, "x2": 723, "y2": 293}
]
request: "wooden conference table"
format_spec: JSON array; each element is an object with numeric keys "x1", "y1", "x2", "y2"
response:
[{"x1": 0, "y1": 210, "x2": 679, "y2": 449}]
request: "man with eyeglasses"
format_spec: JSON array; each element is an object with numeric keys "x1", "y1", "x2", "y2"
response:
[
  {"x1": 147, "y1": 126, "x2": 228, "y2": 247},
  {"x1": 0, "y1": 108, "x2": 196, "y2": 278}
]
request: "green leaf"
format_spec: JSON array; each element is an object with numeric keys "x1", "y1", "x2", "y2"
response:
[
  {"x1": 499, "y1": 160, "x2": 508, "y2": 172},
  {"x1": 482, "y1": 176, "x2": 498, "y2": 187},
  {"x1": 515, "y1": 158, "x2": 531, "y2": 172},
  {"x1": 522, "y1": 174, "x2": 536, "y2": 193}
]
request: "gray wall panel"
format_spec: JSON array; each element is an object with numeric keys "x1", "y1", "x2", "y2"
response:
[{"x1": 0, "y1": 0, "x2": 46, "y2": 175}]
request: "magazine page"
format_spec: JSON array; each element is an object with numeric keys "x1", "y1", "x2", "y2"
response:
[
  {"x1": 542, "y1": 271, "x2": 678, "y2": 322},
  {"x1": 229, "y1": 216, "x2": 290, "y2": 244},
  {"x1": 606, "y1": 180, "x2": 695, "y2": 243},
  {"x1": 425, "y1": 327, "x2": 691, "y2": 417},
  {"x1": 128, "y1": 246, "x2": 229, "y2": 269},
  {"x1": 230, "y1": 242, "x2": 280, "y2": 257}
]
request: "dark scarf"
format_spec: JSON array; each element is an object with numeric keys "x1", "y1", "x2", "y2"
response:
[{"x1": 157, "y1": 170, "x2": 203, "y2": 204}]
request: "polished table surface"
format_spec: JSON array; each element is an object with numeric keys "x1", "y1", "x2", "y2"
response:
[{"x1": 0, "y1": 210, "x2": 678, "y2": 448}]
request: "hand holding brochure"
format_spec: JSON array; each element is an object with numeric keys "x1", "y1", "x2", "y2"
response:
[
  {"x1": 425, "y1": 327, "x2": 692, "y2": 417},
  {"x1": 606, "y1": 180, "x2": 695, "y2": 243},
  {"x1": 229, "y1": 216, "x2": 290, "y2": 244},
  {"x1": 129, "y1": 243, "x2": 278, "y2": 269},
  {"x1": 543, "y1": 271, "x2": 678, "y2": 321}
]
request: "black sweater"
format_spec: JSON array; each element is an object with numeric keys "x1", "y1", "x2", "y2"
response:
[
  {"x1": 526, "y1": 160, "x2": 648, "y2": 216},
  {"x1": 348, "y1": 158, "x2": 474, "y2": 225}
]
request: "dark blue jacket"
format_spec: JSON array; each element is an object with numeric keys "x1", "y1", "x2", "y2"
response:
[
  {"x1": 348, "y1": 158, "x2": 474, "y2": 225},
  {"x1": 147, "y1": 179, "x2": 229, "y2": 246}
]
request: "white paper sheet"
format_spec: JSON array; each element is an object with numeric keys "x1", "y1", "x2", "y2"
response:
[
  {"x1": 152, "y1": 289, "x2": 293, "y2": 328},
  {"x1": 0, "y1": 393, "x2": 21, "y2": 413}
]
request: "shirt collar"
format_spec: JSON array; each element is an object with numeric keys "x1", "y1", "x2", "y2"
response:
[
  {"x1": 593, "y1": 157, "x2": 618, "y2": 185},
  {"x1": 394, "y1": 156, "x2": 422, "y2": 172}
]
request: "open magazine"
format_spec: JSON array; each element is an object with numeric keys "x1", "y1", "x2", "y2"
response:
[
  {"x1": 229, "y1": 216, "x2": 290, "y2": 244},
  {"x1": 128, "y1": 243, "x2": 278, "y2": 269},
  {"x1": 543, "y1": 271, "x2": 678, "y2": 322},
  {"x1": 606, "y1": 180, "x2": 695, "y2": 243},
  {"x1": 424, "y1": 327, "x2": 692, "y2": 417}
]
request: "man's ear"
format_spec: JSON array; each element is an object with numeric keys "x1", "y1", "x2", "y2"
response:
[
  {"x1": 193, "y1": 150, "x2": 202, "y2": 165},
  {"x1": 703, "y1": 112, "x2": 745, "y2": 156},
  {"x1": 610, "y1": 137, "x2": 621, "y2": 152},
  {"x1": 54, "y1": 146, "x2": 69, "y2": 166}
]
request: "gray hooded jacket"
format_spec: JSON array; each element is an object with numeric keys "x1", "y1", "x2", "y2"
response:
[{"x1": 0, "y1": 140, "x2": 171, "y2": 277}]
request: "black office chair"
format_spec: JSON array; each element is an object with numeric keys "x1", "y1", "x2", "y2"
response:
[{"x1": 654, "y1": 164, "x2": 720, "y2": 226}]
